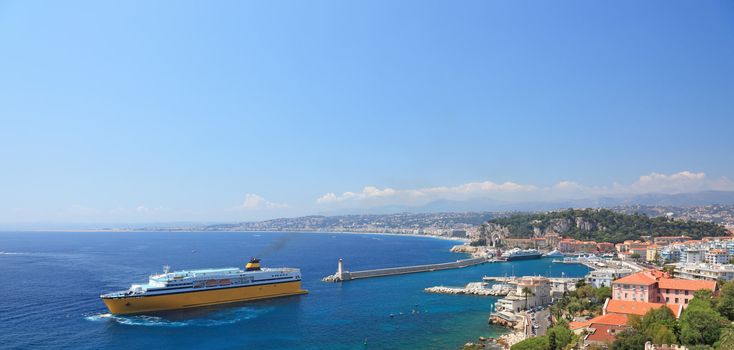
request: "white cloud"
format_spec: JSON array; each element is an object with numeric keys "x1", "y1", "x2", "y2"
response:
[
  {"x1": 316, "y1": 180, "x2": 538, "y2": 206},
  {"x1": 624, "y1": 171, "x2": 732, "y2": 194},
  {"x1": 238, "y1": 194, "x2": 289, "y2": 210},
  {"x1": 316, "y1": 171, "x2": 734, "y2": 207}
]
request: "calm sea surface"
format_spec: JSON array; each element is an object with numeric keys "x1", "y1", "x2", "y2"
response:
[{"x1": 0, "y1": 231, "x2": 590, "y2": 350}]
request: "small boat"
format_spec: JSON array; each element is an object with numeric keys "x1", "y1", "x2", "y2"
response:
[{"x1": 543, "y1": 249, "x2": 564, "y2": 258}]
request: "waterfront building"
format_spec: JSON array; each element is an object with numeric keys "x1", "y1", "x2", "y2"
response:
[
  {"x1": 494, "y1": 276, "x2": 551, "y2": 313},
  {"x1": 585, "y1": 268, "x2": 634, "y2": 288},
  {"x1": 673, "y1": 263, "x2": 734, "y2": 281},
  {"x1": 558, "y1": 238, "x2": 598, "y2": 253},
  {"x1": 597, "y1": 242, "x2": 615, "y2": 253},
  {"x1": 503, "y1": 238, "x2": 535, "y2": 249},
  {"x1": 654, "y1": 236, "x2": 691, "y2": 246},
  {"x1": 705, "y1": 249, "x2": 730, "y2": 265}
]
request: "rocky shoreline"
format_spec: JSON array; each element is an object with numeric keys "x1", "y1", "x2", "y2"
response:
[{"x1": 496, "y1": 331, "x2": 525, "y2": 348}]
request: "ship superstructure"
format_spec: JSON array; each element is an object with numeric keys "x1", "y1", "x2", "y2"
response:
[
  {"x1": 501, "y1": 248, "x2": 543, "y2": 261},
  {"x1": 101, "y1": 258, "x2": 307, "y2": 314}
]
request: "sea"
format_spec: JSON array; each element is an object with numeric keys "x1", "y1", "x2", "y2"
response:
[{"x1": 0, "y1": 231, "x2": 590, "y2": 350}]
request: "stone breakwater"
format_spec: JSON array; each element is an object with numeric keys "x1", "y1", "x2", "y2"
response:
[
  {"x1": 322, "y1": 257, "x2": 488, "y2": 282},
  {"x1": 424, "y1": 282, "x2": 511, "y2": 296}
]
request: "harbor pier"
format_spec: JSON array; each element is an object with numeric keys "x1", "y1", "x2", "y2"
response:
[{"x1": 322, "y1": 257, "x2": 488, "y2": 282}]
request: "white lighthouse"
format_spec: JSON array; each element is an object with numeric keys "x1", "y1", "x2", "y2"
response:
[{"x1": 337, "y1": 258, "x2": 344, "y2": 279}]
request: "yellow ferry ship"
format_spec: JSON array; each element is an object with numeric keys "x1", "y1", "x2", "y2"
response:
[{"x1": 101, "y1": 258, "x2": 307, "y2": 315}]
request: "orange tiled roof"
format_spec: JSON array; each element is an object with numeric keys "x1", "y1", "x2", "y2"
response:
[
  {"x1": 570, "y1": 313, "x2": 629, "y2": 331},
  {"x1": 569, "y1": 320, "x2": 591, "y2": 330},
  {"x1": 605, "y1": 299, "x2": 682, "y2": 318},
  {"x1": 612, "y1": 271, "x2": 657, "y2": 285},
  {"x1": 587, "y1": 313, "x2": 629, "y2": 326},
  {"x1": 658, "y1": 278, "x2": 716, "y2": 292},
  {"x1": 585, "y1": 324, "x2": 626, "y2": 343},
  {"x1": 649, "y1": 269, "x2": 670, "y2": 278}
]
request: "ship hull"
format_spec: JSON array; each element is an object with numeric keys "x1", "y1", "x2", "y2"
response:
[
  {"x1": 102, "y1": 281, "x2": 307, "y2": 315},
  {"x1": 505, "y1": 254, "x2": 542, "y2": 261}
]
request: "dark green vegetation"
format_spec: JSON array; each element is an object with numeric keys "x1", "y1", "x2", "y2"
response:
[
  {"x1": 549, "y1": 281, "x2": 611, "y2": 320},
  {"x1": 489, "y1": 209, "x2": 728, "y2": 243},
  {"x1": 611, "y1": 286, "x2": 734, "y2": 350},
  {"x1": 510, "y1": 321, "x2": 572, "y2": 350}
]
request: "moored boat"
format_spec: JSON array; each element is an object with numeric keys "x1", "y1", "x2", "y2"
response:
[
  {"x1": 501, "y1": 248, "x2": 542, "y2": 261},
  {"x1": 543, "y1": 249, "x2": 564, "y2": 258}
]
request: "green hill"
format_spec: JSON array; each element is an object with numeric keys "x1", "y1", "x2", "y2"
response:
[{"x1": 487, "y1": 208, "x2": 728, "y2": 243}]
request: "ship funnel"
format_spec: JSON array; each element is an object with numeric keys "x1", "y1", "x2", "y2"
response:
[{"x1": 246, "y1": 257, "x2": 262, "y2": 271}]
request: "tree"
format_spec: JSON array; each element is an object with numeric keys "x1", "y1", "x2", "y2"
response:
[
  {"x1": 630, "y1": 252, "x2": 641, "y2": 260},
  {"x1": 718, "y1": 281, "x2": 734, "y2": 321},
  {"x1": 521, "y1": 286, "x2": 533, "y2": 310},
  {"x1": 547, "y1": 324, "x2": 572, "y2": 350},
  {"x1": 648, "y1": 324, "x2": 677, "y2": 345},
  {"x1": 594, "y1": 286, "x2": 611, "y2": 303},
  {"x1": 716, "y1": 326, "x2": 734, "y2": 350},
  {"x1": 679, "y1": 297, "x2": 726, "y2": 345},
  {"x1": 510, "y1": 336, "x2": 548, "y2": 350},
  {"x1": 626, "y1": 314, "x2": 642, "y2": 330},
  {"x1": 640, "y1": 306, "x2": 677, "y2": 333},
  {"x1": 566, "y1": 300, "x2": 583, "y2": 316},
  {"x1": 548, "y1": 329, "x2": 557, "y2": 350},
  {"x1": 576, "y1": 284, "x2": 594, "y2": 299},
  {"x1": 611, "y1": 329, "x2": 649, "y2": 350}
]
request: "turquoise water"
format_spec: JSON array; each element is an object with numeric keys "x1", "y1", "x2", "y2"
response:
[{"x1": 0, "y1": 231, "x2": 590, "y2": 349}]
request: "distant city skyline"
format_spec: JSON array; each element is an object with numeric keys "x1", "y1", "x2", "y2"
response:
[{"x1": 1, "y1": 1, "x2": 733, "y2": 224}]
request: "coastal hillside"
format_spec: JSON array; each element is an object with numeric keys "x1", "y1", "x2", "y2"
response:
[{"x1": 481, "y1": 208, "x2": 729, "y2": 244}]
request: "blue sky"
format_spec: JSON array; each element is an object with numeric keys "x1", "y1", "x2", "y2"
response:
[{"x1": 1, "y1": 1, "x2": 733, "y2": 224}]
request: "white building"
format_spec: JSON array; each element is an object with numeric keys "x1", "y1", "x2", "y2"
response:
[
  {"x1": 674, "y1": 263, "x2": 734, "y2": 282},
  {"x1": 495, "y1": 276, "x2": 552, "y2": 313},
  {"x1": 585, "y1": 268, "x2": 634, "y2": 288},
  {"x1": 682, "y1": 249, "x2": 704, "y2": 264},
  {"x1": 705, "y1": 249, "x2": 730, "y2": 265}
]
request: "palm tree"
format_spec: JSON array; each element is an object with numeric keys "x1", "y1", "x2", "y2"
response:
[{"x1": 521, "y1": 286, "x2": 533, "y2": 310}]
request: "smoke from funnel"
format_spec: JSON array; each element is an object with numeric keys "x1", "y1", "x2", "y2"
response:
[{"x1": 256, "y1": 233, "x2": 295, "y2": 258}]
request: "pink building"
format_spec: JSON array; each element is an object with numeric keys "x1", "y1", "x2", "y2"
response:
[{"x1": 611, "y1": 270, "x2": 717, "y2": 307}]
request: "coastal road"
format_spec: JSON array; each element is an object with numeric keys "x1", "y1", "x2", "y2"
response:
[{"x1": 526, "y1": 308, "x2": 551, "y2": 338}]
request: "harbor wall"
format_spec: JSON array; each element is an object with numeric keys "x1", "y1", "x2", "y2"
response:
[{"x1": 324, "y1": 257, "x2": 487, "y2": 282}]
